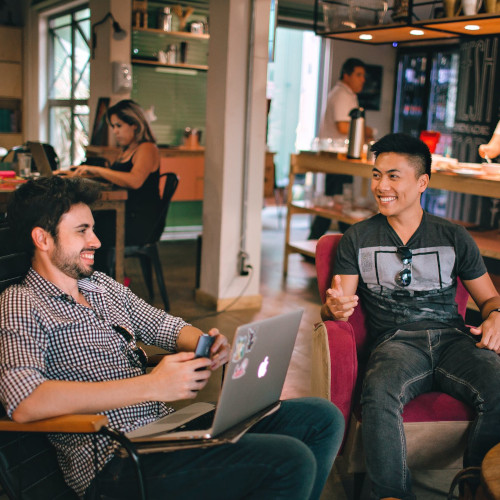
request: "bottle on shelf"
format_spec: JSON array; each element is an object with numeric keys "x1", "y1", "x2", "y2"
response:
[{"x1": 159, "y1": 7, "x2": 172, "y2": 32}]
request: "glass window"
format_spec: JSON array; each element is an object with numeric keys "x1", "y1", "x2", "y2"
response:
[{"x1": 48, "y1": 6, "x2": 90, "y2": 169}]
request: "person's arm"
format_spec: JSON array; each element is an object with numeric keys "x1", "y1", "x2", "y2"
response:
[
  {"x1": 71, "y1": 142, "x2": 160, "y2": 189},
  {"x1": 335, "y1": 121, "x2": 350, "y2": 136},
  {"x1": 321, "y1": 274, "x2": 359, "y2": 322},
  {"x1": 478, "y1": 132, "x2": 500, "y2": 160},
  {"x1": 462, "y1": 273, "x2": 500, "y2": 352},
  {"x1": 11, "y1": 351, "x2": 212, "y2": 423}
]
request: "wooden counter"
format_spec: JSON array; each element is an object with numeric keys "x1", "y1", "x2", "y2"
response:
[
  {"x1": 293, "y1": 151, "x2": 500, "y2": 199},
  {"x1": 284, "y1": 152, "x2": 500, "y2": 276}
]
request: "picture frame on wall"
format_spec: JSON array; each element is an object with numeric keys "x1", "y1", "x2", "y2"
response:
[
  {"x1": 358, "y1": 64, "x2": 383, "y2": 111},
  {"x1": 90, "y1": 97, "x2": 110, "y2": 146}
]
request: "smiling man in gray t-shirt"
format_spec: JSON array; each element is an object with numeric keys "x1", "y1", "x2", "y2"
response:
[{"x1": 322, "y1": 133, "x2": 500, "y2": 500}]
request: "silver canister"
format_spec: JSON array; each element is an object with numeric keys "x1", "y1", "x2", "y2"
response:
[
  {"x1": 161, "y1": 7, "x2": 172, "y2": 31},
  {"x1": 347, "y1": 107, "x2": 365, "y2": 160}
]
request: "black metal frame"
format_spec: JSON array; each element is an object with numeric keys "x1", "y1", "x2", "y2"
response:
[{"x1": 313, "y1": 0, "x2": 500, "y2": 44}]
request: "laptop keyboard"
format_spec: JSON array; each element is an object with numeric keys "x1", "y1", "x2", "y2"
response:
[{"x1": 166, "y1": 409, "x2": 216, "y2": 433}]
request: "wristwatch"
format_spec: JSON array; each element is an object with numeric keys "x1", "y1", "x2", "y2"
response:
[{"x1": 487, "y1": 308, "x2": 500, "y2": 318}]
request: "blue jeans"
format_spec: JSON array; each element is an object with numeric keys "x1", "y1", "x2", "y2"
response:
[
  {"x1": 361, "y1": 328, "x2": 500, "y2": 500},
  {"x1": 85, "y1": 397, "x2": 344, "y2": 500}
]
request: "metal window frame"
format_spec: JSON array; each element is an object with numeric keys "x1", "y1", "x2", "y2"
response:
[{"x1": 47, "y1": 4, "x2": 90, "y2": 166}]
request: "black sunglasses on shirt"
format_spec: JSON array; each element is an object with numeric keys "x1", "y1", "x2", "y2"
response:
[{"x1": 112, "y1": 325, "x2": 148, "y2": 371}]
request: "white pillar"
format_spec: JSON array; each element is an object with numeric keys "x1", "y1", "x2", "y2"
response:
[
  {"x1": 196, "y1": 0, "x2": 271, "y2": 310},
  {"x1": 89, "y1": 0, "x2": 132, "y2": 132}
]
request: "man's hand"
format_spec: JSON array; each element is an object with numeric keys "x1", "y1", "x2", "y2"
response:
[
  {"x1": 470, "y1": 312, "x2": 500, "y2": 353},
  {"x1": 206, "y1": 328, "x2": 231, "y2": 370},
  {"x1": 323, "y1": 275, "x2": 358, "y2": 321},
  {"x1": 148, "y1": 352, "x2": 212, "y2": 401}
]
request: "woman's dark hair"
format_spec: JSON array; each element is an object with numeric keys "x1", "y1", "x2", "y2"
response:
[
  {"x1": 370, "y1": 133, "x2": 432, "y2": 179},
  {"x1": 7, "y1": 176, "x2": 101, "y2": 257},
  {"x1": 106, "y1": 99, "x2": 156, "y2": 145}
]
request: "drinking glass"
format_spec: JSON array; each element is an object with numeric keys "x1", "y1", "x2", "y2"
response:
[{"x1": 18, "y1": 153, "x2": 32, "y2": 178}]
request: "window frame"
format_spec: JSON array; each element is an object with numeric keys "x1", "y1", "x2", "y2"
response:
[{"x1": 47, "y1": 4, "x2": 90, "y2": 167}]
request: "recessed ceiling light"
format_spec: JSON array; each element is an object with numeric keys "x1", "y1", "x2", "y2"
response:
[
  {"x1": 464, "y1": 24, "x2": 480, "y2": 30},
  {"x1": 359, "y1": 34, "x2": 373, "y2": 40},
  {"x1": 410, "y1": 29, "x2": 425, "y2": 36}
]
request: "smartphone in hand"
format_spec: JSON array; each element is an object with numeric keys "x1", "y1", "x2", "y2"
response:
[
  {"x1": 195, "y1": 334, "x2": 215, "y2": 372},
  {"x1": 195, "y1": 334, "x2": 215, "y2": 359}
]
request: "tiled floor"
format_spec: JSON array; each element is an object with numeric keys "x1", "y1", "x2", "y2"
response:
[{"x1": 125, "y1": 206, "x2": 459, "y2": 500}]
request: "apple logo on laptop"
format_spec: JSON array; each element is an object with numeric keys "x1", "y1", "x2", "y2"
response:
[{"x1": 258, "y1": 356, "x2": 269, "y2": 378}]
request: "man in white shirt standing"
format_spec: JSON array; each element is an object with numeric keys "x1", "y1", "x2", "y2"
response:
[{"x1": 309, "y1": 58, "x2": 374, "y2": 241}]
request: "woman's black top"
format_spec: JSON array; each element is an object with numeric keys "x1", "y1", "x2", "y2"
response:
[{"x1": 111, "y1": 152, "x2": 161, "y2": 245}]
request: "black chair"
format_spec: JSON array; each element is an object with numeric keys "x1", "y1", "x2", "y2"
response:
[
  {"x1": 110, "y1": 172, "x2": 179, "y2": 311},
  {"x1": 0, "y1": 226, "x2": 146, "y2": 500}
]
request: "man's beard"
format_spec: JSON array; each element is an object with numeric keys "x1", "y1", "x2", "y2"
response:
[{"x1": 51, "y1": 245, "x2": 95, "y2": 280}]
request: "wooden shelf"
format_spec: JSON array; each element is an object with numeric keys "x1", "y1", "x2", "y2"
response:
[
  {"x1": 131, "y1": 58, "x2": 208, "y2": 71},
  {"x1": 132, "y1": 27, "x2": 209, "y2": 40}
]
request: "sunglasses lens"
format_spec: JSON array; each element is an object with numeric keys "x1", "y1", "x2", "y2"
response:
[
  {"x1": 113, "y1": 325, "x2": 148, "y2": 370},
  {"x1": 396, "y1": 268, "x2": 411, "y2": 286}
]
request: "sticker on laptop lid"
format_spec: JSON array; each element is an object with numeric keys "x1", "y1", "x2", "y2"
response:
[
  {"x1": 232, "y1": 334, "x2": 247, "y2": 362},
  {"x1": 232, "y1": 358, "x2": 248, "y2": 379},
  {"x1": 246, "y1": 328, "x2": 257, "y2": 352}
]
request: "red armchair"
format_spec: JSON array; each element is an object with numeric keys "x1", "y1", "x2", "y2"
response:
[{"x1": 311, "y1": 234, "x2": 475, "y2": 496}]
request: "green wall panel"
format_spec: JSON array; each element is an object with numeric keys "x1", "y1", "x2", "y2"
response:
[{"x1": 131, "y1": 64, "x2": 207, "y2": 146}]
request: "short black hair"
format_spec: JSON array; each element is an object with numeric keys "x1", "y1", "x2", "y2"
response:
[
  {"x1": 340, "y1": 58, "x2": 366, "y2": 79},
  {"x1": 7, "y1": 176, "x2": 101, "y2": 257},
  {"x1": 370, "y1": 133, "x2": 432, "y2": 178}
]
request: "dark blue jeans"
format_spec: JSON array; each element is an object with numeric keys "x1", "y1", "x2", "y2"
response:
[
  {"x1": 86, "y1": 397, "x2": 344, "y2": 500},
  {"x1": 361, "y1": 328, "x2": 500, "y2": 500}
]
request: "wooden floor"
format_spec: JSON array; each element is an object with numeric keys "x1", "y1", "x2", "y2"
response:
[{"x1": 125, "y1": 205, "x2": 459, "y2": 500}]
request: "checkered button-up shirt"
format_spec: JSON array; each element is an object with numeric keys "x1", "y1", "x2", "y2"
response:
[{"x1": 0, "y1": 269, "x2": 190, "y2": 497}]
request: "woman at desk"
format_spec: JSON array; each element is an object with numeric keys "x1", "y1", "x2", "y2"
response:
[{"x1": 72, "y1": 99, "x2": 161, "y2": 272}]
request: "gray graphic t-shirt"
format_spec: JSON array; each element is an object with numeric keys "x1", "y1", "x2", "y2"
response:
[{"x1": 335, "y1": 212, "x2": 486, "y2": 339}]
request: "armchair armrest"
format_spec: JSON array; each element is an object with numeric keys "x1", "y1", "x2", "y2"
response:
[
  {"x1": 311, "y1": 320, "x2": 358, "y2": 427},
  {"x1": 0, "y1": 414, "x2": 108, "y2": 433}
]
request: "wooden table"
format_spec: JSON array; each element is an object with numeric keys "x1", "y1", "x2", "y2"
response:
[
  {"x1": 477, "y1": 443, "x2": 500, "y2": 500},
  {"x1": 0, "y1": 186, "x2": 128, "y2": 283}
]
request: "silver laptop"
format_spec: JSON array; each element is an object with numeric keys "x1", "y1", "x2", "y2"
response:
[
  {"x1": 27, "y1": 141, "x2": 54, "y2": 177},
  {"x1": 126, "y1": 309, "x2": 303, "y2": 445}
]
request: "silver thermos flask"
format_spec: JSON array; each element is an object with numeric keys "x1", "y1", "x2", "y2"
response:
[{"x1": 347, "y1": 107, "x2": 365, "y2": 159}]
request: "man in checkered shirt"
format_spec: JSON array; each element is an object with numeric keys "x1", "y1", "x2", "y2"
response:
[{"x1": 0, "y1": 176, "x2": 344, "y2": 499}]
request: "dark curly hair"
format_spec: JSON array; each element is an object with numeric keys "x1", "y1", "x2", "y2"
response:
[
  {"x1": 370, "y1": 133, "x2": 432, "y2": 179},
  {"x1": 7, "y1": 176, "x2": 101, "y2": 257}
]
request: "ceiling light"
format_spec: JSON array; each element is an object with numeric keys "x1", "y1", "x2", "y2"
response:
[
  {"x1": 359, "y1": 34, "x2": 373, "y2": 40},
  {"x1": 409, "y1": 29, "x2": 425, "y2": 36},
  {"x1": 464, "y1": 24, "x2": 480, "y2": 30}
]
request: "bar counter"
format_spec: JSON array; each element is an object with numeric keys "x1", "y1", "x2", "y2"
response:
[
  {"x1": 284, "y1": 152, "x2": 500, "y2": 278},
  {"x1": 292, "y1": 151, "x2": 500, "y2": 199}
]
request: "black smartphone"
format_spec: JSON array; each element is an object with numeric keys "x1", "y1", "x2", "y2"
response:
[{"x1": 195, "y1": 334, "x2": 215, "y2": 359}]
